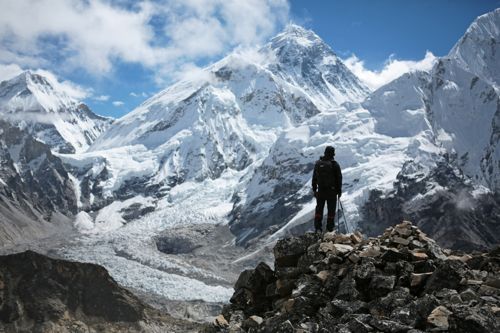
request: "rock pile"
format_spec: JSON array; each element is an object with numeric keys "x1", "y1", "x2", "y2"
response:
[{"x1": 204, "y1": 221, "x2": 500, "y2": 332}]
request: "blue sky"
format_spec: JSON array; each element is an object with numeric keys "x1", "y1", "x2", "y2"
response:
[
  {"x1": 290, "y1": 0, "x2": 500, "y2": 67},
  {"x1": 0, "y1": 0, "x2": 498, "y2": 118}
]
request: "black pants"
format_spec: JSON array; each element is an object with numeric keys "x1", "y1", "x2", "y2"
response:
[{"x1": 314, "y1": 195, "x2": 337, "y2": 232}]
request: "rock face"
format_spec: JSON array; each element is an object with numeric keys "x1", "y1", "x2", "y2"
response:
[
  {"x1": 204, "y1": 222, "x2": 500, "y2": 332},
  {"x1": 0, "y1": 71, "x2": 112, "y2": 247},
  {"x1": 360, "y1": 159, "x2": 500, "y2": 251},
  {"x1": 0, "y1": 251, "x2": 200, "y2": 332},
  {"x1": 0, "y1": 120, "x2": 78, "y2": 248}
]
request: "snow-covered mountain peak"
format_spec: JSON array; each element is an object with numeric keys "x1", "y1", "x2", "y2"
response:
[
  {"x1": 267, "y1": 23, "x2": 339, "y2": 70},
  {"x1": 449, "y1": 8, "x2": 500, "y2": 87},
  {"x1": 0, "y1": 70, "x2": 111, "y2": 153},
  {"x1": 0, "y1": 70, "x2": 77, "y2": 112},
  {"x1": 6, "y1": 70, "x2": 40, "y2": 88},
  {"x1": 6, "y1": 70, "x2": 44, "y2": 86},
  {"x1": 271, "y1": 24, "x2": 326, "y2": 49},
  {"x1": 261, "y1": 24, "x2": 370, "y2": 108},
  {"x1": 462, "y1": 8, "x2": 500, "y2": 41}
]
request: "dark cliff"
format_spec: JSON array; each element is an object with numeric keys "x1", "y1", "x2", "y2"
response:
[{"x1": 0, "y1": 250, "x2": 200, "y2": 332}]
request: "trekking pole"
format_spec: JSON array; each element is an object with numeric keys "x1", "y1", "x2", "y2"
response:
[
  {"x1": 337, "y1": 196, "x2": 345, "y2": 234},
  {"x1": 336, "y1": 198, "x2": 341, "y2": 233},
  {"x1": 339, "y1": 199, "x2": 350, "y2": 233},
  {"x1": 339, "y1": 199, "x2": 348, "y2": 233}
]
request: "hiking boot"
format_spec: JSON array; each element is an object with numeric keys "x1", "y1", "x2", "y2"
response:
[{"x1": 326, "y1": 221, "x2": 335, "y2": 233}]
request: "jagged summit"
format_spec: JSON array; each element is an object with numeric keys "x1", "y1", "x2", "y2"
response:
[
  {"x1": 449, "y1": 8, "x2": 500, "y2": 87},
  {"x1": 271, "y1": 24, "x2": 326, "y2": 49},
  {"x1": 426, "y1": 8, "x2": 500, "y2": 191},
  {"x1": 465, "y1": 8, "x2": 500, "y2": 41},
  {"x1": 451, "y1": 7, "x2": 500, "y2": 54},
  {"x1": 265, "y1": 23, "x2": 370, "y2": 107},
  {"x1": 0, "y1": 70, "x2": 74, "y2": 112},
  {"x1": 206, "y1": 222, "x2": 500, "y2": 332},
  {"x1": 6, "y1": 70, "x2": 51, "y2": 88},
  {"x1": 0, "y1": 70, "x2": 111, "y2": 153}
]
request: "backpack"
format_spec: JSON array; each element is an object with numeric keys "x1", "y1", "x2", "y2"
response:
[{"x1": 316, "y1": 159, "x2": 336, "y2": 191}]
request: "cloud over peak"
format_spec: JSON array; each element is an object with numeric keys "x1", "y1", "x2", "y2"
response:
[
  {"x1": 0, "y1": 0, "x2": 290, "y2": 81},
  {"x1": 343, "y1": 51, "x2": 437, "y2": 91}
]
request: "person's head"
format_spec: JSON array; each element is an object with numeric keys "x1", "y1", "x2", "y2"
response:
[{"x1": 324, "y1": 146, "x2": 335, "y2": 159}]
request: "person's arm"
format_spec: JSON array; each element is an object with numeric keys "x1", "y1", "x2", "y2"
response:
[
  {"x1": 312, "y1": 162, "x2": 318, "y2": 193},
  {"x1": 335, "y1": 162, "x2": 342, "y2": 197}
]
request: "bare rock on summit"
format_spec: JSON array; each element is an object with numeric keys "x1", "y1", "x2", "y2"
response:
[
  {"x1": 274, "y1": 233, "x2": 318, "y2": 267},
  {"x1": 204, "y1": 221, "x2": 500, "y2": 333}
]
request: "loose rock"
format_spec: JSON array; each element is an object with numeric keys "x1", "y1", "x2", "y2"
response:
[
  {"x1": 205, "y1": 222, "x2": 500, "y2": 333},
  {"x1": 427, "y1": 306, "x2": 452, "y2": 330}
]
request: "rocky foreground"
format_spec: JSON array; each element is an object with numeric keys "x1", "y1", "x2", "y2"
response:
[
  {"x1": 205, "y1": 222, "x2": 500, "y2": 332},
  {"x1": 0, "y1": 251, "x2": 201, "y2": 333}
]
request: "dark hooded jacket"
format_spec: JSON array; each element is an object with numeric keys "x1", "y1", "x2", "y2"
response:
[{"x1": 312, "y1": 155, "x2": 342, "y2": 197}]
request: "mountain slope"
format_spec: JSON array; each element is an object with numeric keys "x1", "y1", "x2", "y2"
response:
[
  {"x1": 0, "y1": 119, "x2": 77, "y2": 248},
  {"x1": 0, "y1": 250, "x2": 201, "y2": 332},
  {"x1": 364, "y1": 9, "x2": 500, "y2": 191},
  {"x1": 449, "y1": 8, "x2": 500, "y2": 87},
  {"x1": 66, "y1": 24, "x2": 370, "y2": 227},
  {"x1": 0, "y1": 71, "x2": 111, "y2": 153},
  {"x1": 355, "y1": 9, "x2": 500, "y2": 249},
  {"x1": 360, "y1": 159, "x2": 500, "y2": 251},
  {"x1": 90, "y1": 25, "x2": 368, "y2": 151}
]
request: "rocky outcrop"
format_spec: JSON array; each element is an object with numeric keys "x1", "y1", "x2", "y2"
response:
[
  {"x1": 204, "y1": 222, "x2": 500, "y2": 332},
  {"x1": 0, "y1": 251, "x2": 201, "y2": 332}
]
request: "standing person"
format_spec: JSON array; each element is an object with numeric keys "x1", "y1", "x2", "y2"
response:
[{"x1": 312, "y1": 146, "x2": 342, "y2": 233}]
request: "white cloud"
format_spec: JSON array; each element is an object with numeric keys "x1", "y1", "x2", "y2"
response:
[
  {"x1": 0, "y1": 1, "x2": 160, "y2": 74},
  {"x1": 343, "y1": 51, "x2": 437, "y2": 91},
  {"x1": 94, "y1": 95, "x2": 110, "y2": 101},
  {"x1": 112, "y1": 101, "x2": 125, "y2": 107},
  {"x1": 36, "y1": 69, "x2": 93, "y2": 100},
  {"x1": 170, "y1": 62, "x2": 214, "y2": 84},
  {"x1": 130, "y1": 92, "x2": 148, "y2": 98},
  {"x1": 0, "y1": 0, "x2": 289, "y2": 81},
  {"x1": 0, "y1": 63, "x2": 23, "y2": 81}
]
